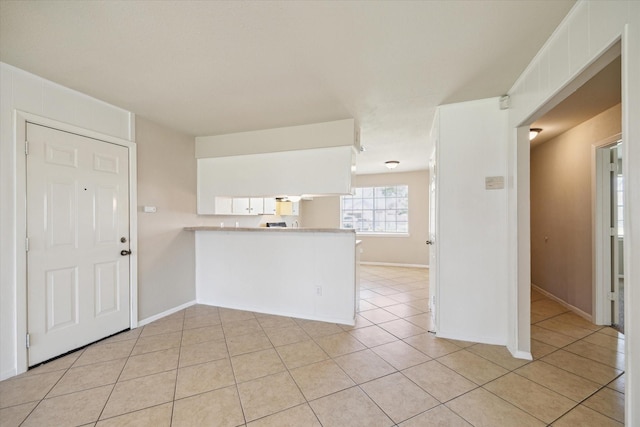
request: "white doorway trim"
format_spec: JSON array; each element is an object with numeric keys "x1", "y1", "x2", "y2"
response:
[
  {"x1": 593, "y1": 134, "x2": 622, "y2": 326},
  {"x1": 14, "y1": 110, "x2": 138, "y2": 375}
]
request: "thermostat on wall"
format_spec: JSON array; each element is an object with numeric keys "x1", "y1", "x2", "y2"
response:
[{"x1": 143, "y1": 206, "x2": 157, "y2": 213}]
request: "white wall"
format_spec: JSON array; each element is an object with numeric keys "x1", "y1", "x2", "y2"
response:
[
  {"x1": 506, "y1": 1, "x2": 640, "y2": 423},
  {"x1": 435, "y1": 97, "x2": 509, "y2": 345},
  {"x1": 0, "y1": 63, "x2": 134, "y2": 380}
]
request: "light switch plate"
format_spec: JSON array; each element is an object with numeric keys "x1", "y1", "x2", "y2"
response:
[
  {"x1": 485, "y1": 176, "x2": 505, "y2": 190},
  {"x1": 143, "y1": 206, "x2": 157, "y2": 213}
]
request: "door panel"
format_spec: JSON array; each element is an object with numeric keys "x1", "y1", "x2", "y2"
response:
[
  {"x1": 47, "y1": 180, "x2": 78, "y2": 248},
  {"x1": 46, "y1": 266, "x2": 78, "y2": 331},
  {"x1": 27, "y1": 123, "x2": 130, "y2": 366}
]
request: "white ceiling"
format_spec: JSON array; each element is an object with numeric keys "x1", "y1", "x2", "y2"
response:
[
  {"x1": 531, "y1": 56, "x2": 621, "y2": 147},
  {"x1": 0, "y1": 0, "x2": 575, "y2": 174}
]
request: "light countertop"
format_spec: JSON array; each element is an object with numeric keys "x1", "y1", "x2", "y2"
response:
[{"x1": 184, "y1": 226, "x2": 355, "y2": 234}]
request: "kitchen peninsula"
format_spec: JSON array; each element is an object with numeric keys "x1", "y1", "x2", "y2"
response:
[{"x1": 185, "y1": 226, "x2": 360, "y2": 325}]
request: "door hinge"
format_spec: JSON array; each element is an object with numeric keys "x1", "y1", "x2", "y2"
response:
[
  {"x1": 25, "y1": 237, "x2": 29, "y2": 252},
  {"x1": 26, "y1": 333, "x2": 30, "y2": 349},
  {"x1": 25, "y1": 140, "x2": 29, "y2": 155},
  {"x1": 610, "y1": 228, "x2": 617, "y2": 237},
  {"x1": 608, "y1": 162, "x2": 617, "y2": 172},
  {"x1": 608, "y1": 292, "x2": 616, "y2": 301}
]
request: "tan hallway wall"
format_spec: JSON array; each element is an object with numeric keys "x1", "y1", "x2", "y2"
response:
[
  {"x1": 530, "y1": 104, "x2": 621, "y2": 315},
  {"x1": 302, "y1": 170, "x2": 429, "y2": 266},
  {"x1": 136, "y1": 117, "x2": 197, "y2": 320}
]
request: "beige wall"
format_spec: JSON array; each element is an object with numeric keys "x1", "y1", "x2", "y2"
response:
[
  {"x1": 136, "y1": 117, "x2": 197, "y2": 320},
  {"x1": 301, "y1": 170, "x2": 429, "y2": 266},
  {"x1": 531, "y1": 104, "x2": 621, "y2": 315}
]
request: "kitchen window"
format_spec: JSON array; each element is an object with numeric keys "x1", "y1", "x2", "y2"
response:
[{"x1": 341, "y1": 185, "x2": 408, "y2": 234}]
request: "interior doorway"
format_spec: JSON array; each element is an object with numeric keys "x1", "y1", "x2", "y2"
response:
[{"x1": 528, "y1": 51, "x2": 622, "y2": 327}]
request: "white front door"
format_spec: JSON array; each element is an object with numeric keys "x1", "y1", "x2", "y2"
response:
[{"x1": 26, "y1": 123, "x2": 131, "y2": 365}]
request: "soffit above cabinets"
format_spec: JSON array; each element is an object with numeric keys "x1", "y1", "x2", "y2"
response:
[
  {"x1": 197, "y1": 145, "x2": 354, "y2": 200},
  {"x1": 195, "y1": 119, "x2": 358, "y2": 158}
]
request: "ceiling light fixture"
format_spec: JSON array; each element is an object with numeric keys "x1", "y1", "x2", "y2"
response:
[
  {"x1": 385, "y1": 160, "x2": 400, "y2": 169},
  {"x1": 529, "y1": 128, "x2": 542, "y2": 140}
]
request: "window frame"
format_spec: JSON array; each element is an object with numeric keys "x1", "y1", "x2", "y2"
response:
[{"x1": 340, "y1": 184, "x2": 409, "y2": 236}]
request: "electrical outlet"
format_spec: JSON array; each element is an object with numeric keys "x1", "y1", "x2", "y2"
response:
[{"x1": 315, "y1": 286, "x2": 322, "y2": 296}]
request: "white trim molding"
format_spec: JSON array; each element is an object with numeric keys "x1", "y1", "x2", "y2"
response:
[
  {"x1": 14, "y1": 110, "x2": 138, "y2": 376},
  {"x1": 532, "y1": 283, "x2": 593, "y2": 323},
  {"x1": 360, "y1": 262, "x2": 428, "y2": 269},
  {"x1": 138, "y1": 300, "x2": 197, "y2": 327}
]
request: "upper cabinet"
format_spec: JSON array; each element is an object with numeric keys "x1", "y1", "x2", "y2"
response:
[
  {"x1": 263, "y1": 198, "x2": 277, "y2": 215},
  {"x1": 197, "y1": 196, "x2": 233, "y2": 215},
  {"x1": 231, "y1": 198, "x2": 265, "y2": 215},
  {"x1": 196, "y1": 196, "x2": 298, "y2": 216}
]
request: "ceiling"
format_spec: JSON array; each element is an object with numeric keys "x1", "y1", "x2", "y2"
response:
[
  {"x1": 0, "y1": 0, "x2": 576, "y2": 174},
  {"x1": 531, "y1": 56, "x2": 621, "y2": 147}
]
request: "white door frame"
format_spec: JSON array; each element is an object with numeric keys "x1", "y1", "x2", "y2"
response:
[
  {"x1": 14, "y1": 110, "x2": 138, "y2": 374},
  {"x1": 593, "y1": 134, "x2": 622, "y2": 325}
]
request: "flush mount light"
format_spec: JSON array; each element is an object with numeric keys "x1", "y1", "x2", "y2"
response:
[
  {"x1": 529, "y1": 128, "x2": 542, "y2": 140},
  {"x1": 385, "y1": 160, "x2": 400, "y2": 169}
]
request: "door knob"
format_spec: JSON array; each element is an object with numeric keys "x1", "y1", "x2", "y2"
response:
[
  {"x1": 426, "y1": 240, "x2": 434, "y2": 245},
  {"x1": 120, "y1": 250, "x2": 132, "y2": 256}
]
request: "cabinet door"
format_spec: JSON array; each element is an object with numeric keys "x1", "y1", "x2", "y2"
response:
[
  {"x1": 232, "y1": 198, "x2": 250, "y2": 215},
  {"x1": 263, "y1": 198, "x2": 277, "y2": 215},
  {"x1": 215, "y1": 197, "x2": 233, "y2": 215},
  {"x1": 250, "y1": 198, "x2": 264, "y2": 215}
]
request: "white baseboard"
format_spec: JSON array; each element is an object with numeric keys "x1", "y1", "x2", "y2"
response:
[
  {"x1": 1, "y1": 368, "x2": 17, "y2": 382},
  {"x1": 361, "y1": 261, "x2": 429, "y2": 269},
  {"x1": 509, "y1": 349, "x2": 533, "y2": 361},
  {"x1": 531, "y1": 284, "x2": 593, "y2": 322},
  {"x1": 137, "y1": 300, "x2": 197, "y2": 327}
]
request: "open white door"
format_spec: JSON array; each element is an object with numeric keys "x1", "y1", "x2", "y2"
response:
[
  {"x1": 595, "y1": 141, "x2": 622, "y2": 327},
  {"x1": 26, "y1": 123, "x2": 131, "y2": 365},
  {"x1": 428, "y1": 148, "x2": 438, "y2": 331}
]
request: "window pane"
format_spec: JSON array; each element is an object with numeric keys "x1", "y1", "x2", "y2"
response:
[
  {"x1": 341, "y1": 185, "x2": 408, "y2": 234},
  {"x1": 362, "y1": 210, "x2": 374, "y2": 222}
]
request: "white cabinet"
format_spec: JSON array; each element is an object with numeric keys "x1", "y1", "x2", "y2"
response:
[
  {"x1": 231, "y1": 198, "x2": 264, "y2": 215},
  {"x1": 263, "y1": 198, "x2": 277, "y2": 215},
  {"x1": 197, "y1": 194, "x2": 293, "y2": 217},
  {"x1": 197, "y1": 194, "x2": 233, "y2": 215},
  {"x1": 214, "y1": 197, "x2": 233, "y2": 215}
]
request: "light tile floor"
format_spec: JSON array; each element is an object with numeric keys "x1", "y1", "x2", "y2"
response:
[{"x1": 0, "y1": 266, "x2": 625, "y2": 426}]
